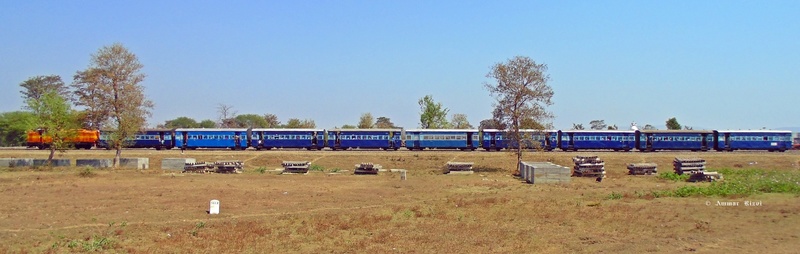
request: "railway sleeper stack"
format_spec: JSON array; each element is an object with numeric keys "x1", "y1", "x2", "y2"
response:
[
  {"x1": 446, "y1": 162, "x2": 474, "y2": 173},
  {"x1": 282, "y1": 161, "x2": 310, "y2": 174},
  {"x1": 572, "y1": 156, "x2": 605, "y2": 178},
  {"x1": 519, "y1": 162, "x2": 571, "y2": 184},
  {"x1": 183, "y1": 162, "x2": 215, "y2": 173},
  {"x1": 673, "y1": 158, "x2": 706, "y2": 175},
  {"x1": 627, "y1": 163, "x2": 658, "y2": 175},
  {"x1": 354, "y1": 163, "x2": 381, "y2": 175},
  {"x1": 214, "y1": 161, "x2": 243, "y2": 174}
]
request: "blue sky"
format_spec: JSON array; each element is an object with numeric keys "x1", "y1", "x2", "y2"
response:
[{"x1": 2, "y1": 1, "x2": 798, "y2": 130}]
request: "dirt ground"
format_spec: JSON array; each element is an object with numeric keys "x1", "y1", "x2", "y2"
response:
[{"x1": 1, "y1": 149, "x2": 799, "y2": 253}]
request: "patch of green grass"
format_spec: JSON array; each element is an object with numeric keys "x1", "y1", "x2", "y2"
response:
[
  {"x1": 255, "y1": 167, "x2": 268, "y2": 174},
  {"x1": 606, "y1": 192, "x2": 623, "y2": 200},
  {"x1": 657, "y1": 172, "x2": 689, "y2": 182},
  {"x1": 309, "y1": 164, "x2": 325, "y2": 171},
  {"x1": 659, "y1": 168, "x2": 800, "y2": 198},
  {"x1": 78, "y1": 167, "x2": 96, "y2": 177},
  {"x1": 329, "y1": 168, "x2": 342, "y2": 173}
]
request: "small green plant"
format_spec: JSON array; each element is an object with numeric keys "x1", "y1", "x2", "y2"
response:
[
  {"x1": 658, "y1": 172, "x2": 689, "y2": 181},
  {"x1": 329, "y1": 168, "x2": 342, "y2": 173},
  {"x1": 309, "y1": 164, "x2": 325, "y2": 171},
  {"x1": 78, "y1": 167, "x2": 96, "y2": 177},
  {"x1": 606, "y1": 192, "x2": 623, "y2": 200},
  {"x1": 190, "y1": 221, "x2": 206, "y2": 237},
  {"x1": 255, "y1": 167, "x2": 268, "y2": 174}
]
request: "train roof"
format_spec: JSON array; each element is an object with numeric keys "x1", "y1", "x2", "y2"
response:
[
  {"x1": 638, "y1": 130, "x2": 714, "y2": 134},
  {"x1": 174, "y1": 128, "x2": 249, "y2": 132},
  {"x1": 250, "y1": 128, "x2": 324, "y2": 132},
  {"x1": 714, "y1": 130, "x2": 792, "y2": 133},
  {"x1": 330, "y1": 128, "x2": 403, "y2": 132},
  {"x1": 560, "y1": 130, "x2": 635, "y2": 133},
  {"x1": 405, "y1": 129, "x2": 480, "y2": 132},
  {"x1": 481, "y1": 129, "x2": 558, "y2": 132}
]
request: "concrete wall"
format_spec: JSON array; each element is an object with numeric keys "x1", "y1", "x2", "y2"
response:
[
  {"x1": 76, "y1": 159, "x2": 113, "y2": 168},
  {"x1": 161, "y1": 158, "x2": 196, "y2": 170},
  {"x1": 120, "y1": 158, "x2": 149, "y2": 169},
  {"x1": 33, "y1": 159, "x2": 71, "y2": 167},
  {"x1": 520, "y1": 162, "x2": 571, "y2": 184},
  {"x1": 0, "y1": 158, "x2": 35, "y2": 167}
]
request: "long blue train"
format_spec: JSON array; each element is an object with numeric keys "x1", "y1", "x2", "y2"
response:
[{"x1": 99, "y1": 128, "x2": 794, "y2": 152}]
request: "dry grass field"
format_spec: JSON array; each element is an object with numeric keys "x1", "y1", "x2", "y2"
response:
[{"x1": 1, "y1": 149, "x2": 799, "y2": 253}]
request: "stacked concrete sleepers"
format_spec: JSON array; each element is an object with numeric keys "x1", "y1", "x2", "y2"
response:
[
  {"x1": 214, "y1": 161, "x2": 243, "y2": 173},
  {"x1": 183, "y1": 162, "x2": 215, "y2": 173},
  {"x1": 673, "y1": 158, "x2": 721, "y2": 182},
  {"x1": 282, "y1": 161, "x2": 310, "y2": 174},
  {"x1": 627, "y1": 163, "x2": 658, "y2": 175},
  {"x1": 446, "y1": 162, "x2": 474, "y2": 172},
  {"x1": 519, "y1": 162, "x2": 571, "y2": 184},
  {"x1": 354, "y1": 163, "x2": 381, "y2": 175},
  {"x1": 572, "y1": 156, "x2": 605, "y2": 178}
]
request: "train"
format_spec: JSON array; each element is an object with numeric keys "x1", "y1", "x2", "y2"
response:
[
  {"x1": 26, "y1": 129, "x2": 100, "y2": 149},
  {"x1": 61, "y1": 128, "x2": 794, "y2": 152}
]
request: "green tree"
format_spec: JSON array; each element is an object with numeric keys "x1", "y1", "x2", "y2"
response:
[
  {"x1": 589, "y1": 120, "x2": 606, "y2": 130},
  {"x1": 358, "y1": 113, "x2": 375, "y2": 129},
  {"x1": 666, "y1": 117, "x2": 681, "y2": 130},
  {"x1": 643, "y1": 124, "x2": 657, "y2": 130},
  {"x1": 375, "y1": 117, "x2": 396, "y2": 128},
  {"x1": 263, "y1": 114, "x2": 280, "y2": 128},
  {"x1": 485, "y1": 56, "x2": 554, "y2": 172},
  {"x1": 451, "y1": 113, "x2": 473, "y2": 129},
  {"x1": 27, "y1": 90, "x2": 79, "y2": 163},
  {"x1": 0, "y1": 111, "x2": 35, "y2": 146},
  {"x1": 235, "y1": 114, "x2": 269, "y2": 128},
  {"x1": 20, "y1": 75, "x2": 70, "y2": 103},
  {"x1": 341, "y1": 124, "x2": 357, "y2": 129},
  {"x1": 285, "y1": 118, "x2": 316, "y2": 128},
  {"x1": 418, "y1": 95, "x2": 449, "y2": 129},
  {"x1": 479, "y1": 118, "x2": 503, "y2": 130},
  {"x1": 199, "y1": 119, "x2": 217, "y2": 128},
  {"x1": 164, "y1": 117, "x2": 199, "y2": 128},
  {"x1": 607, "y1": 125, "x2": 618, "y2": 130},
  {"x1": 72, "y1": 43, "x2": 154, "y2": 168}
]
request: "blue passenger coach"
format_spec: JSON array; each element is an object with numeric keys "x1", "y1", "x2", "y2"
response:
[
  {"x1": 482, "y1": 129, "x2": 557, "y2": 151},
  {"x1": 635, "y1": 130, "x2": 714, "y2": 151},
  {"x1": 405, "y1": 129, "x2": 480, "y2": 151},
  {"x1": 175, "y1": 128, "x2": 250, "y2": 150},
  {"x1": 327, "y1": 129, "x2": 402, "y2": 150},
  {"x1": 558, "y1": 130, "x2": 636, "y2": 151},
  {"x1": 98, "y1": 129, "x2": 176, "y2": 150},
  {"x1": 713, "y1": 130, "x2": 792, "y2": 152},
  {"x1": 250, "y1": 128, "x2": 325, "y2": 150}
]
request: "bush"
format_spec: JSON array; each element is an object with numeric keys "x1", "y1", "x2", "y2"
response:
[
  {"x1": 660, "y1": 168, "x2": 800, "y2": 198},
  {"x1": 309, "y1": 164, "x2": 325, "y2": 171},
  {"x1": 78, "y1": 167, "x2": 96, "y2": 178},
  {"x1": 255, "y1": 167, "x2": 267, "y2": 174},
  {"x1": 658, "y1": 172, "x2": 689, "y2": 182}
]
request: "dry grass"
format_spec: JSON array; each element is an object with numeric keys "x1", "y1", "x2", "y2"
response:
[{"x1": 1, "y1": 149, "x2": 799, "y2": 253}]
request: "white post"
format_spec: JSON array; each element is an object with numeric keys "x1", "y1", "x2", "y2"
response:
[
  {"x1": 401, "y1": 170, "x2": 407, "y2": 180},
  {"x1": 209, "y1": 200, "x2": 220, "y2": 214}
]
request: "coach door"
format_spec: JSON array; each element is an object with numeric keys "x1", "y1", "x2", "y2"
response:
[
  {"x1": 466, "y1": 131, "x2": 474, "y2": 149},
  {"x1": 700, "y1": 133, "x2": 709, "y2": 151},
  {"x1": 181, "y1": 132, "x2": 189, "y2": 149},
  {"x1": 646, "y1": 135, "x2": 654, "y2": 150},
  {"x1": 724, "y1": 133, "x2": 731, "y2": 150},
  {"x1": 233, "y1": 132, "x2": 242, "y2": 150}
]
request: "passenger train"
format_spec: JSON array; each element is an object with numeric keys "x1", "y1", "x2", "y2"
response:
[{"x1": 82, "y1": 128, "x2": 792, "y2": 152}]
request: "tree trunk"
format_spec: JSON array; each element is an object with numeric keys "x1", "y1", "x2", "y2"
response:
[
  {"x1": 114, "y1": 145, "x2": 122, "y2": 168},
  {"x1": 48, "y1": 146, "x2": 55, "y2": 166}
]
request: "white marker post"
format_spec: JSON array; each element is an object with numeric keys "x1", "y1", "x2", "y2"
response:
[{"x1": 209, "y1": 200, "x2": 220, "y2": 214}]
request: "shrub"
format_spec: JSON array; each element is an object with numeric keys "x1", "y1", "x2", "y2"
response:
[
  {"x1": 78, "y1": 167, "x2": 96, "y2": 178},
  {"x1": 309, "y1": 164, "x2": 325, "y2": 171},
  {"x1": 255, "y1": 167, "x2": 268, "y2": 174},
  {"x1": 658, "y1": 172, "x2": 689, "y2": 182}
]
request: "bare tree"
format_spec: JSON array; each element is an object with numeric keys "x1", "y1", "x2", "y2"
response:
[
  {"x1": 572, "y1": 123, "x2": 584, "y2": 130},
  {"x1": 72, "y1": 69, "x2": 109, "y2": 129},
  {"x1": 263, "y1": 113, "x2": 280, "y2": 128},
  {"x1": 20, "y1": 75, "x2": 70, "y2": 102},
  {"x1": 217, "y1": 104, "x2": 238, "y2": 128},
  {"x1": 485, "y1": 56, "x2": 554, "y2": 173},
  {"x1": 451, "y1": 113, "x2": 473, "y2": 129},
  {"x1": 358, "y1": 113, "x2": 375, "y2": 128},
  {"x1": 607, "y1": 125, "x2": 618, "y2": 130},
  {"x1": 72, "y1": 43, "x2": 153, "y2": 167},
  {"x1": 643, "y1": 124, "x2": 657, "y2": 130},
  {"x1": 375, "y1": 117, "x2": 396, "y2": 128},
  {"x1": 589, "y1": 120, "x2": 606, "y2": 130}
]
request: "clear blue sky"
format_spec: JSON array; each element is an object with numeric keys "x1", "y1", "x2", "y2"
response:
[{"x1": 2, "y1": 1, "x2": 798, "y2": 130}]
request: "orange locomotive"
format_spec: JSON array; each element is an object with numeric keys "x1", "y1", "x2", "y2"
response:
[{"x1": 26, "y1": 129, "x2": 99, "y2": 149}]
